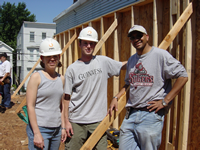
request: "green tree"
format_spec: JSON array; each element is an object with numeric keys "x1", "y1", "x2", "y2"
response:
[
  {"x1": 0, "y1": 2, "x2": 36, "y2": 49},
  {"x1": 0, "y1": 2, "x2": 36, "y2": 85}
]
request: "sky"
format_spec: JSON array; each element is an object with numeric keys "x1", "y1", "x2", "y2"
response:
[{"x1": 1, "y1": 0, "x2": 73, "y2": 23}]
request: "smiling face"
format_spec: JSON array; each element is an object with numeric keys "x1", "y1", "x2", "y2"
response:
[
  {"x1": 79, "y1": 40, "x2": 96, "y2": 59},
  {"x1": 41, "y1": 55, "x2": 60, "y2": 69},
  {"x1": 129, "y1": 31, "x2": 149, "y2": 51}
]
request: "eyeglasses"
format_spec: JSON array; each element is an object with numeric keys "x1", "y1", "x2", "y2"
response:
[{"x1": 129, "y1": 33, "x2": 144, "y2": 41}]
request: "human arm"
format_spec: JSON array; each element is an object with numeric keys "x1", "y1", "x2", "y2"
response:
[
  {"x1": 0, "y1": 72, "x2": 9, "y2": 83},
  {"x1": 63, "y1": 94, "x2": 74, "y2": 138},
  {"x1": 60, "y1": 75, "x2": 67, "y2": 142},
  {"x1": 107, "y1": 84, "x2": 129, "y2": 116},
  {"x1": 121, "y1": 61, "x2": 127, "y2": 70},
  {"x1": 26, "y1": 72, "x2": 44, "y2": 149},
  {"x1": 147, "y1": 76, "x2": 188, "y2": 113}
]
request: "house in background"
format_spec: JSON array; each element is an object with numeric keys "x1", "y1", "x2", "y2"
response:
[
  {"x1": 16, "y1": 21, "x2": 56, "y2": 89},
  {"x1": 0, "y1": 41, "x2": 14, "y2": 83}
]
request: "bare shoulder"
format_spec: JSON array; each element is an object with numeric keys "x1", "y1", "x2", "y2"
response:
[{"x1": 29, "y1": 72, "x2": 41, "y2": 85}]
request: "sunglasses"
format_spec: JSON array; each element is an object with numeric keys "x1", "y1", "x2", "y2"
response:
[{"x1": 129, "y1": 33, "x2": 144, "y2": 41}]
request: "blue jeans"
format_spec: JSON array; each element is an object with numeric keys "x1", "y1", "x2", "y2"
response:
[
  {"x1": 26, "y1": 124, "x2": 61, "y2": 150},
  {"x1": 119, "y1": 108, "x2": 165, "y2": 150},
  {"x1": 0, "y1": 77, "x2": 11, "y2": 107}
]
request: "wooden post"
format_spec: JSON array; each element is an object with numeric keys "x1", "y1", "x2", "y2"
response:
[
  {"x1": 153, "y1": 0, "x2": 158, "y2": 47},
  {"x1": 130, "y1": 6, "x2": 137, "y2": 55},
  {"x1": 63, "y1": 32, "x2": 67, "y2": 74},
  {"x1": 113, "y1": 12, "x2": 120, "y2": 129},
  {"x1": 68, "y1": 31, "x2": 73, "y2": 66},
  {"x1": 74, "y1": 29, "x2": 79, "y2": 61},
  {"x1": 100, "y1": 17, "x2": 106, "y2": 56},
  {"x1": 58, "y1": 34, "x2": 62, "y2": 74},
  {"x1": 181, "y1": 0, "x2": 192, "y2": 149},
  {"x1": 93, "y1": 18, "x2": 119, "y2": 55}
]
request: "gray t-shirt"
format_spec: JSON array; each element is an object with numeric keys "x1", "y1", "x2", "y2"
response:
[
  {"x1": 64, "y1": 55, "x2": 122, "y2": 124},
  {"x1": 125, "y1": 46, "x2": 188, "y2": 108},
  {"x1": 35, "y1": 71, "x2": 63, "y2": 127}
]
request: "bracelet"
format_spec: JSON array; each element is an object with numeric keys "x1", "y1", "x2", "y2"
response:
[
  {"x1": 113, "y1": 96, "x2": 118, "y2": 101},
  {"x1": 61, "y1": 127, "x2": 66, "y2": 130}
]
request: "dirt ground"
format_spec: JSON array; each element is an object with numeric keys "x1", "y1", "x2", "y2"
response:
[{"x1": 0, "y1": 95, "x2": 117, "y2": 150}]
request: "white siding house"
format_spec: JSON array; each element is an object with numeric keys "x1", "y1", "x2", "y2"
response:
[
  {"x1": 0, "y1": 41, "x2": 14, "y2": 83},
  {"x1": 16, "y1": 21, "x2": 56, "y2": 89}
]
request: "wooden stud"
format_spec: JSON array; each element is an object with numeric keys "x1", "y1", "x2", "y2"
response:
[
  {"x1": 130, "y1": 6, "x2": 136, "y2": 55},
  {"x1": 153, "y1": 0, "x2": 158, "y2": 47},
  {"x1": 100, "y1": 17, "x2": 106, "y2": 56},
  {"x1": 181, "y1": 1, "x2": 192, "y2": 149},
  {"x1": 68, "y1": 31, "x2": 73, "y2": 66},
  {"x1": 93, "y1": 18, "x2": 119, "y2": 55},
  {"x1": 63, "y1": 32, "x2": 67, "y2": 74},
  {"x1": 113, "y1": 12, "x2": 120, "y2": 129},
  {"x1": 74, "y1": 29, "x2": 79, "y2": 61},
  {"x1": 158, "y1": 2, "x2": 193, "y2": 50},
  {"x1": 58, "y1": 34, "x2": 62, "y2": 74}
]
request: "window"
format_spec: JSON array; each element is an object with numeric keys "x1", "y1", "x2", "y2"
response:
[
  {"x1": 42, "y1": 32, "x2": 46, "y2": 39},
  {"x1": 30, "y1": 49, "x2": 34, "y2": 60},
  {"x1": 30, "y1": 32, "x2": 34, "y2": 42},
  {"x1": 36, "y1": 49, "x2": 40, "y2": 59}
]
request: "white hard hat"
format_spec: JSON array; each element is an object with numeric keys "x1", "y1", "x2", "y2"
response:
[
  {"x1": 128, "y1": 25, "x2": 147, "y2": 37},
  {"x1": 78, "y1": 27, "x2": 98, "y2": 42},
  {"x1": 39, "y1": 38, "x2": 62, "y2": 56}
]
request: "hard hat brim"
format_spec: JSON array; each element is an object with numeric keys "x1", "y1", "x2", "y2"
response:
[
  {"x1": 39, "y1": 50, "x2": 62, "y2": 56},
  {"x1": 78, "y1": 37, "x2": 98, "y2": 42}
]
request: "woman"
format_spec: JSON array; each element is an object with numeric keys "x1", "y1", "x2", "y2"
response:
[{"x1": 26, "y1": 38, "x2": 66, "y2": 150}]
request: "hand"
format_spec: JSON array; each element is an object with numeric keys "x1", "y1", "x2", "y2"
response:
[
  {"x1": 61, "y1": 129, "x2": 67, "y2": 143},
  {"x1": 0, "y1": 78, "x2": 3, "y2": 83},
  {"x1": 34, "y1": 133, "x2": 44, "y2": 149},
  {"x1": 107, "y1": 98, "x2": 118, "y2": 117},
  {"x1": 147, "y1": 100, "x2": 164, "y2": 113},
  {"x1": 66, "y1": 121, "x2": 73, "y2": 138}
]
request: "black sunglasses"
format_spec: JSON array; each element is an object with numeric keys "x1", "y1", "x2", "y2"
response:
[{"x1": 129, "y1": 33, "x2": 144, "y2": 41}]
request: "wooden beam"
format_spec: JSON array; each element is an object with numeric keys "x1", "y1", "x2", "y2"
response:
[
  {"x1": 100, "y1": 17, "x2": 106, "y2": 56},
  {"x1": 113, "y1": 13, "x2": 120, "y2": 129},
  {"x1": 80, "y1": 3, "x2": 193, "y2": 149},
  {"x1": 93, "y1": 17, "x2": 119, "y2": 55},
  {"x1": 11, "y1": 58, "x2": 41, "y2": 98},
  {"x1": 130, "y1": 6, "x2": 137, "y2": 55},
  {"x1": 74, "y1": 29, "x2": 79, "y2": 61},
  {"x1": 68, "y1": 31, "x2": 73, "y2": 66},
  {"x1": 181, "y1": 1, "x2": 192, "y2": 150},
  {"x1": 63, "y1": 32, "x2": 67, "y2": 74},
  {"x1": 158, "y1": 2, "x2": 193, "y2": 50},
  {"x1": 58, "y1": 34, "x2": 62, "y2": 74},
  {"x1": 153, "y1": 0, "x2": 158, "y2": 47},
  {"x1": 80, "y1": 86, "x2": 130, "y2": 150}
]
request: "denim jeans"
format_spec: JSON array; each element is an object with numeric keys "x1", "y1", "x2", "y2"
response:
[
  {"x1": 119, "y1": 108, "x2": 165, "y2": 150},
  {"x1": 0, "y1": 77, "x2": 11, "y2": 107},
  {"x1": 26, "y1": 124, "x2": 61, "y2": 150}
]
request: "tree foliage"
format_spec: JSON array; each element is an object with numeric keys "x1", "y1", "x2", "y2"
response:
[{"x1": 0, "y1": 2, "x2": 36, "y2": 49}]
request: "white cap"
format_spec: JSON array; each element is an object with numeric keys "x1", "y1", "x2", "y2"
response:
[
  {"x1": 78, "y1": 26, "x2": 98, "y2": 42},
  {"x1": 128, "y1": 25, "x2": 147, "y2": 37},
  {"x1": 39, "y1": 38, "x2": 62, "y2": 56}
]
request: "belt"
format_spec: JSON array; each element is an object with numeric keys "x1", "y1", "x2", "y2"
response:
[{"x1": 131, "y1": 106, "x2": 150, "y2": 112}]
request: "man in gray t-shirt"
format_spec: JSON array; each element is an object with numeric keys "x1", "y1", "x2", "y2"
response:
[
  {"x1": 107, "y1": 25, "x2": 188, "y2": 150},
  {"x1": 63, "y1": 27, "x2": 127, "y2": 150}
]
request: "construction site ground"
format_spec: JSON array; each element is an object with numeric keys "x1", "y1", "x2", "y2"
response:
[{"x1": 0, "y1": 95, "x2": 117, "y2": 150}]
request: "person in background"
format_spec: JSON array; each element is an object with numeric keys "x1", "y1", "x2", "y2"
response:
[
  {"x1": 0, "y1": 52, "x2": 12, "y2": 113},
  {"x1": 107, "y1": 25, "x2": 188, "y2": 150},
  {"x1": 63, "y1": 26, "x2": 127, "y2": 150},
  {"x1": 26, "y1": 38, "x2": 66, "y2": 150}
]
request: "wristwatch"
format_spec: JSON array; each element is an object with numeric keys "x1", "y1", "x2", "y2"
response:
[{"x1": 162, "y1": 99, "x2": 168, "y2": 107}]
